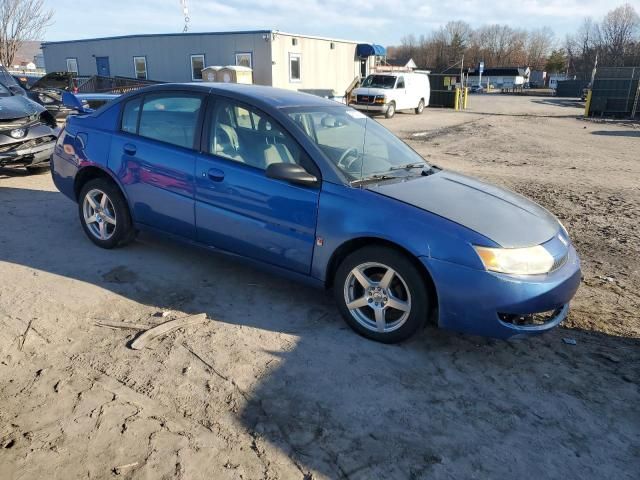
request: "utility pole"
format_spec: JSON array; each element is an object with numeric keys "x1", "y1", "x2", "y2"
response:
[
  {"x1": 180, "y1": 0, "x2": 190, "y2": 32},
  {"x1": 590, "y1": 53, "x2": 598, "y2": 86}
]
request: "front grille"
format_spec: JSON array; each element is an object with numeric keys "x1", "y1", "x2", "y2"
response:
[
  {"x1": 357, "y1": 94, "x2": 375, "y2": 104},
  {"x1": 0, "y1": 135, "x2": 56, "y2": 153},
  {"x1": 498, "y1": 308, "x2": 562, "y2": 327}
]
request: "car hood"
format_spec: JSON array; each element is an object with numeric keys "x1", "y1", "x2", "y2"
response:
[
  {"x1": 353, "y1": 87, "x2": 393, "y2": 96},
  {"x1": 0, "y1": 95, "x2": 44, "y2": 120},
  {"x1": 368, "y1": 171, "x2": 560, "y2": 248}
]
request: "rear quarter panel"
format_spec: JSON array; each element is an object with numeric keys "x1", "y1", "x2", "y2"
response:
[{"x1": 51, "y1": 105, "x2": 120, "y2": 201}]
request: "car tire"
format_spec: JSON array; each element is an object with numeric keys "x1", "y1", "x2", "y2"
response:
[
  {"x1": 385, "y1": 101, "x2": 396, "y2": 119},
  {"x1": 25, "y1": 165, "x2": 49, "y2": 174},
  {"x1": 334, "y1": 246, "x2": 430, "y2": 343},
  {"x1": 78, "y1": 178, "x2": 136, "y2": 249},
  {"x1": 415, "y1": 99, "x2": 425, "y2": 114}
]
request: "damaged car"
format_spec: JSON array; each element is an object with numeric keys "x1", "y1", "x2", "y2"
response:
[{"x1": 0, "y1": 80, "x2": 58, "y2": 173}]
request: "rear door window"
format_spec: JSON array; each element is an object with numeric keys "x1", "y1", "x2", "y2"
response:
[{"x1": 135, "y1": 93, "x2": 203, "y2": 149}]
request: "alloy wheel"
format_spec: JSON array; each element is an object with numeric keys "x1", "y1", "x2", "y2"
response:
[
  {"x1": 82, "y1": 188, "x2": 117, "y2": 241},
  {"x1": 343, "y1": 262, "x2": 412, "y2": 333}
]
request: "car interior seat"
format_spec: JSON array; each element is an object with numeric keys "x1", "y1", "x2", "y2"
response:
[{"x1": 257, "y1": 117, "x2": 295, "y2": 168}]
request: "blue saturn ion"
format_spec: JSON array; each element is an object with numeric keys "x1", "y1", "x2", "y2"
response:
[{"x1": 51, "y1": 84, "x2": 581, "y2": 343}]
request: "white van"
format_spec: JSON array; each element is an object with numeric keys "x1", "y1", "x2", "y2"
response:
[{"x1": 349, "y1": 72, "x2": 430, "y2": 118}]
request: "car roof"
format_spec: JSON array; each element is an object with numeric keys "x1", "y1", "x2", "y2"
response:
[{"x1": 133, "y1": 83, "x2": 342, "y2": 110}]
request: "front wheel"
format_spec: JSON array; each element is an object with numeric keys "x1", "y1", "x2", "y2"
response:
[
  {"x1": 334, "y1": 246, "x2": 430, "y2": 343},
  {"x1": 415, "y1": 99, "x2": 425, "y2": 114},
  {"x1": 384, "y1": 101, "x2": 396, "y2": 119}
]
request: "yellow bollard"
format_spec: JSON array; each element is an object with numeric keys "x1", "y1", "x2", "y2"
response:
[
  {"x1": 454, "y1": 88, "x2": 460, "y2": 111},
  {"x1": 463, "y1": 87, "x2": 469, "y2": 109},
  {"x1": 584, "y1": 90, "x2": 592, "y2": 117}
]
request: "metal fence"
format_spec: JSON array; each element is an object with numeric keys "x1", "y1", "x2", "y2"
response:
[
  {"x1": 556, "y1": 80, "x2": 588, "y2": 98},
  {"x1": 76, "y1": 75, "x2": 163, "y2": 94},
  {"x1": 589, "y1": 67, "x2": 640, "y2": 118}
]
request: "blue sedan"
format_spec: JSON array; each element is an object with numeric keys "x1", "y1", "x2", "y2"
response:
[{"x1": 51, "y1": 84, "x2": 581, "y2": 343}]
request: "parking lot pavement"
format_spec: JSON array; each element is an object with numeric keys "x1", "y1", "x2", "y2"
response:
[{"x1": 1, "y1": 95, "x2": 639, "y2": 479}]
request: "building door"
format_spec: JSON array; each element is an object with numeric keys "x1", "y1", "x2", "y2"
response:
[{"x1": 96, "y1": 56, "x2": 110, "y2": 76}]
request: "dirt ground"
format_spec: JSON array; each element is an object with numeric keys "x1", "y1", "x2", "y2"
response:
[{"x1": 1, "y1": 94, "x2": 638, "y2": 480}]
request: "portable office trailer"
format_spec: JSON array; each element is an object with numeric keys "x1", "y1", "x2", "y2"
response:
[{"x1": 42, "y1": 30, "x2": 378, "y2": 97}]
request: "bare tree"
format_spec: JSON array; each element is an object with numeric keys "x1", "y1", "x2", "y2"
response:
[
  {"x1": 526, "y1": 27, "x2": 554, "y2": 70},
  {"x1": 0, "y1": 0, "x2": 53, "y2": 67},
  {"x1": 600, "y1": 3, "x2": 639, "y2": 66}
]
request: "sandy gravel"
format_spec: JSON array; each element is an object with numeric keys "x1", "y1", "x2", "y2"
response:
[{"x1": 1, "y1": 94, "x2": 638, "y2": 479}]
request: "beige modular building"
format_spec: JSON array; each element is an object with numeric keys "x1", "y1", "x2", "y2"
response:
[{"x1": 42, "y1": 30, "x2": 384, "y2": 97}]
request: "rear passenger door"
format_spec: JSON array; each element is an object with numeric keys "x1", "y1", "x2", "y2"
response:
[
  {"x1": 194, "y1": 97, "x2": 320, "y2": 274},
  {"x1": 109, "y1": 91, "x2": 205, "y2": 239}
]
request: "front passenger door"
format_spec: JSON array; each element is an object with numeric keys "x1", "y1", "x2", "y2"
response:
[{"x1": 194, "y1": 97, "x2": 320, "y2": 274}]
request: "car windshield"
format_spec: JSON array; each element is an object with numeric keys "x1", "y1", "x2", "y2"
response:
[
  {"x1": 286, "y1": 106, "x2": 429, "y2": 182},
  {"x1": 361, "y1": 75, "x2": 397, "y2": 89}
]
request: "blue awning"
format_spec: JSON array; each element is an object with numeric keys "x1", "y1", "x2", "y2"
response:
[{"x1": 356, "y1": 44, "x2": 386, "y2": 57}]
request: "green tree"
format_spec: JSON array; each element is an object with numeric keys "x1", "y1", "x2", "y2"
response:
[{"x1": 545, "y1": 49, "x2": 566, "y2": 72}]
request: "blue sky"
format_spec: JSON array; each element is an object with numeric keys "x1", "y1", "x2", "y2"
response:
[{"x1": 43, "y1": 0, "x2": 634, "y2": 45}]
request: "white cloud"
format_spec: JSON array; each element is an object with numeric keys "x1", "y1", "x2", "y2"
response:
[{"x1": 43, "y1": 0, "x2": 633, "y2": 45}]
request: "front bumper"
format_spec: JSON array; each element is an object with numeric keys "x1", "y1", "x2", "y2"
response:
[
  {"x1": 0, "y1": 125, "x2": 56, "y2": 167},
  {"x1": 350, "y1": 102, "x2": 389, "y2": 113},
  {"x1": 421, "y1": 245, "x2": 581, "y2": 339}
]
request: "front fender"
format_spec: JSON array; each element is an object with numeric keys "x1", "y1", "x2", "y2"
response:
[{"x1": 312, "y1": 181, "x2": 493, "y2": 282}]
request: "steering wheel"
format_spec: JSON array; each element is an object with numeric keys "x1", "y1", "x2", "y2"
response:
[{"x1": 337, "y1": 147, "x2": 360, "y2": 170}]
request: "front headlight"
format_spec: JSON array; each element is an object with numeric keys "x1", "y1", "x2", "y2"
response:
[{"x1": 474, "y1": 245, "x2": 555, "y2": 275}]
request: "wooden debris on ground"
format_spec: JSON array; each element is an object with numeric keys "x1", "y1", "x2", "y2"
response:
[{"x1": 129, "y1": 313, "x2": 208, "y2": 350}]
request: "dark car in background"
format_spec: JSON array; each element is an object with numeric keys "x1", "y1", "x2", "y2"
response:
[
  {"x1": 11, "y1": 71, "x2": 119, "y2": 122},
  {"x1": 0, "y1": 80, "x2": 58, "y2": 172}
]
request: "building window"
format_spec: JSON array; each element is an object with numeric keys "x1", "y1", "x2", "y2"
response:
[
  {"x1": 330, "y1": 42, "x2": 335, "y2": 50},
  {"x1": 292, "y1": 38, "x2": 298, "y2": 46},
  {"x1": 235, "y1": 52, "x2": 252, "y2": 69},
  {"x1": 133, "y1": 56, "x2": 147, "y2": 80},
  {"x1": 66, "y1": 58, "x2": 78, "y2": 74},
  {"x1": 289, "y1": 53, "x2": 301, "y2": 83},
  {"x1": 190, "y1": 54, "x2": 205, "y2": 81}
]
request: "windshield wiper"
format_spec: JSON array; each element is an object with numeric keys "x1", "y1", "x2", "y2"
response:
[
  {"x1": 388, "y1": 162, "x2": 427, "y2": 171},
  {"x1": 350, "y1": 173, "x2": 398, "y2": 185}
]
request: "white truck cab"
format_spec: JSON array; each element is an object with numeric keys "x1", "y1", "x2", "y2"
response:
[{"x1": 349, "y1": 72, "x2": 430, "y2": 118}]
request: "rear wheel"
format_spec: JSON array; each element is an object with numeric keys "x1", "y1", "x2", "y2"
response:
[
  {"x1": 385, "y1": 101, "x2": 396, "y2": 119},
  {"x1": 415, "y1": 99, "x2": 425, "y2": 114},
  {"x1": 78, "y1": 178, "x2": 135, "y2": 249},
  {"x1": 334, "y1": 246, "x2": 430, "y2": 343}
]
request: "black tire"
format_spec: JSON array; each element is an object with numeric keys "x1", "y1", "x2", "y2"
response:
[
  {"x1": 415, "y1": 99, "x2": 425, "y2": 114},
  {"x1": 78, "y1": 178, "x2": 136, "y2": 249},
  {"x1": 384, "y1": 101, "x2": 396, "y2": 119},
  {"x1": 25, "y1": 164, "x2": 49, "y2": 174},
  {"x1": 334, "y1": 246, "x2": 430, "y2": 343}
]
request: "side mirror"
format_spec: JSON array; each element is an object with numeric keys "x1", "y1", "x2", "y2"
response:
[
  {"x1": 62, "y1": 91, "x2": 91, "y2": 113},
  {"x1": 265, "y1": 162, "x2": 318, "y2": 186}
]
